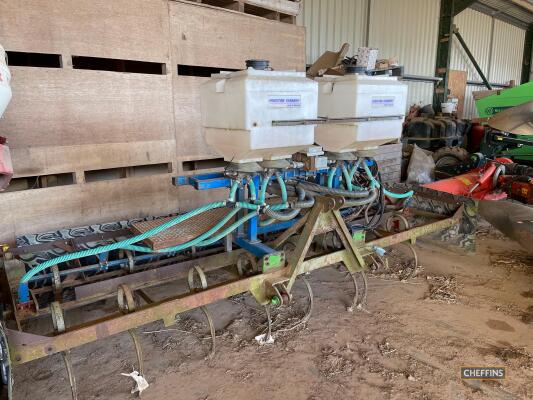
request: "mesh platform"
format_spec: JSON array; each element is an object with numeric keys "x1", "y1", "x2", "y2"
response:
[{"x1": 130, "y1": 208, "x2": 235, "y2": 250}]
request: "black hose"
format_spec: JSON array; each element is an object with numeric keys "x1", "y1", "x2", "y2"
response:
[
  {"x1": 264, "y1": 185, "x2": 305, "y2": 221},
  {"x1": 343, "y1": 188, "x2": 378, "y2": 207},
  {"x1": 296, "y1": 181, "x2": 370, "y2": 198}
]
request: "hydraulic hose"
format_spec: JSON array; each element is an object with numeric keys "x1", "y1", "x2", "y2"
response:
[
  {"x1": 228, "y1": 180, "x2": 240, "y2": 202},
  {"x1": 275, "y1": 173, "x2": 288, "y2": 203},
  {"x1": 362, "y1": 161, "x2": 413, "y2": 199},
  {"x1": 259, "y1": 172, "x2": 274, "y2": 203},
  {"x1": 342, "y1": 165, "x2": 353, "y2": 191},
  {"x1": 349, "y1": 159, "x2": 361, "y2": 180},
  {"x1": 264, "y1": 184, "x2": 304, "y2": 221},
  {"x1": 246, "y1": 177, "x2": 257, "y2": 201},
  {"x1": 327, "y1": 166, "x2": 337, "y2": 188},
  {"x1": 344, "y1": 188, "x2": 378, "y2": 207},
  {"x1": 297, "y1": 181, "x2": 370, "y2": 198},
  {"x1": 265, "y1": 207, "x2": 300, "y2": 222},
  {"x1": 122, "y1": 206, "x2": 243, "y2": 253},
  {"x1": 18, "y1": 201, "x2": 228, "y2": 300},
  {"x1": 195, "y1": 211, "x2": 258, "y2": 247}
]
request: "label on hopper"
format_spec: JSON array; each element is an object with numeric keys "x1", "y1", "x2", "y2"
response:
[
  {"x1": 371, "y1": 96, "x2": 395, "y2": 108},
  {"x1": 268, "y1": 95, "x2": 301, "y2": 108}
]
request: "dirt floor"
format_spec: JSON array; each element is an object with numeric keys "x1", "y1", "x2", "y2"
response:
[{"x1": 14, "y1": 223, "x2": 533, "y2": 400}]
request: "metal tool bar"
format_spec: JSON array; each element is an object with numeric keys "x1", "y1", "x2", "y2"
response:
[
  {"x1": 272, "y1": 116, "x2": 404, "y2": 126},
  {"x1": 7, "y1": 205, "x2": 462, "y2": 365},
  {"x1": 7, "y1": 269, "x2": 288, "y2": 364}
]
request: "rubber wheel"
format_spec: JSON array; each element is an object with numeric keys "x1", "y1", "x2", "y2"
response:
[{"x1": 432, "y1": 146, "x2": 470, "y2": 169}]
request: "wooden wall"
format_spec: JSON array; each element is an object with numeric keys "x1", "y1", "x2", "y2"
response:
[{"x1": 0, "y1": 0, "x2": 305, "y2": 245}]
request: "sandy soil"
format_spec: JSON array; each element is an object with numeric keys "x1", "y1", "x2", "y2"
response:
[{"x1": 14, "y1": 224, "x2": 533, "y2": 400}]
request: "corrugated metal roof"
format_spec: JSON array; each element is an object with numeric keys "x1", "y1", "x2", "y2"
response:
[{"x1": 473, "y1": 0, "x2": 533, "y2": 29}]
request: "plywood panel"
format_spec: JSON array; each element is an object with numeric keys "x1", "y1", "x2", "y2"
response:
[
  {"x1": 448, "y1": 70, "x2": 467, "y2": 119},
  {"x1": 10, "y1": 140, "x2": 176, "y2": 178},
  {"x1": 0, "y1": 0, "x2": 170, "y2": 62},
  {"x1": 2, "y1": 68, "x2": 175, "y2": 149},
  {"x1": 0, "y1": 0, "x2": 307, "y2": 244},
  {"x1": 173, "y1": 76, "x2": 220, "y2": 160},
  {"x1": 0, "y1": 174, "x2": 181, "y2": 245},
  {"x1": 169, "y1": 1, "x2": 305, "y2": 70}
]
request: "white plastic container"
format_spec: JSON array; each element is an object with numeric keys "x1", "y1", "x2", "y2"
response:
[
  {"x1": 201, "y1": 68, "x2": 318, "y2": 163},
  {"x1": 315, "y1": 74, "x2": 408, "y2": 152},
  {"x1": 0, "y1": 45, "x2": 12, "y2": 119}
]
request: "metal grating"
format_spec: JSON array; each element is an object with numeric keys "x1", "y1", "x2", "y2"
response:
[{"x1": 131, "y1": 208, "x2": 235, "y2": 250}]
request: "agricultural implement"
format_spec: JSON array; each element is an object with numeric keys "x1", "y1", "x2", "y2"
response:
[
  {"x1": 0, "y1": 162, "x2": 476, "y2": 399},
  {"x1": 0, "y1": 59, "x2": 477, "y2": 399}
]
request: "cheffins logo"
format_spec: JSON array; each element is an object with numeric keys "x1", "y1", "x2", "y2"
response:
[{"x1": 461, "y1": 367, "x2": 506, "y2": 380}]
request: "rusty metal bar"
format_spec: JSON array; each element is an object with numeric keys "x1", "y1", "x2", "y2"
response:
[
  {"x1": 6, "y1": 202, "x2": 463, "y2": 366},
  {"x1": 7, "y1": 269, "x2": 287, "y2": 365}
]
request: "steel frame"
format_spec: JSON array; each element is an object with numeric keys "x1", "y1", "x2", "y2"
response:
[
  {"x1": 4, "y1": 195, "x2": 465, "y2": 366},
  {"x1": 433, "y1": 0, "x2": 477, "y2": 110}
]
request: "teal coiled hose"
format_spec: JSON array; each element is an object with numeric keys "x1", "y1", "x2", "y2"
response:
[
  {"x1": 363, "y1": 161, "x2": 413, "y2": 199},
  {"x1": 120, "y1": 206, "x2": 243, "y2": 254},
  {"x1": 18, "y1": 201, "x2": 228, "y2": 299},
  {"x1": 327, "y1": 166, "x2": 337, "y2": 188},
  {"x1": 341, "y1": 165, "x2": 353, "y2": 191}
]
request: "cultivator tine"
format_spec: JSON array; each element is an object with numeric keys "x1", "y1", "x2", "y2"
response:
[
  {"x1": 346, "y1": 271, "x2": 367, "y2": 312},
  {"x1": 50, "y1": 302, "x2": 78, "y2": 400},
  {"x1": 300, "y1": 277, "x2": 314, "y2": 325},
  {"x1": 128, "y1": 330, "x2": 144, "y2": 376},
  {"x1": 62, "y1": 351, "x2": 78, "y2": 400},
  {"x1": 187, "y1": 266, "x2": 216, "y2": 358},
  {"x1": 51, "y1": 265, "x2": 62, "y2": 301},
  {"x1": 264, "y1": 304, "x2": 273, "y2": 342},
  {"x1": 117, "y1": 284, "x2": 145, "y2": 376},
  {"x1": 405, "y1": 243, "x2": 419, "y2": 278}
]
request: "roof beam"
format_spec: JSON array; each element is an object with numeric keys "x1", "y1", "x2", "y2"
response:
[
  {"x1": 521, "y1": 25, "x2": 533, "y2": 83},
  {"x1": 469, "y1": 2, "x2": 530, "y2": 29},
  {"x1": 454, "y1": 0, "x2": 476, "y2": 15}
]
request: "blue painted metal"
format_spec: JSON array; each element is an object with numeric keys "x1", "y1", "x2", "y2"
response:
[
  {"x1": 173, "y1": 172, "x2": 232, "y2": 190},
  {"x1": 18, "y1": 283, "x2": 29, "y2": 304},
  {"x1": 234, "y1": 236, "x2": 277, "y2": 257},
  {"x1": 257, "y1": 219, "x2": 298, "y2": 235}
]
